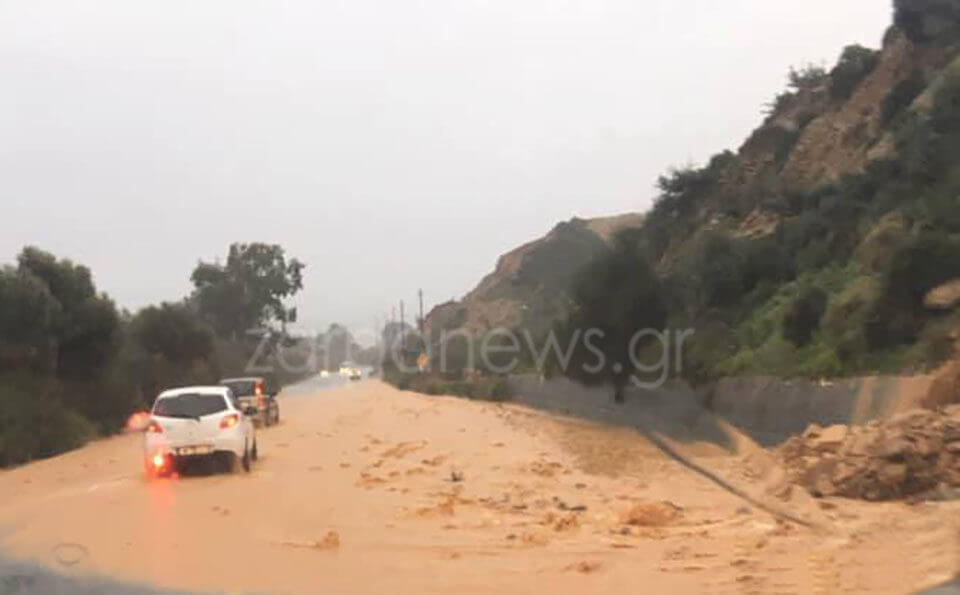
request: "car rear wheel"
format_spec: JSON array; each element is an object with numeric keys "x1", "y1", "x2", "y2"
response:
[
  {"x1": 251, "y1": 439, "x2": 258, "y2": 461},
  {"x1": 241, "y1": 444, "x2": 251, "y2": 472}
]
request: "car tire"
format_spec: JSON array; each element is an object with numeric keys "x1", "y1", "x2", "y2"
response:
[
  {"x1": 272, "y1": 406, "x2": 280, "y2": 425},
  {"x1": 241, "y1": 444, "x2": 251, "y2": 472},
  {"x1": 251, "y1": 439, "x2": 258, "y2": 461}
]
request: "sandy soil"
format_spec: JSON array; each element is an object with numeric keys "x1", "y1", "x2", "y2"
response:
[{"x1": 1, "y1": 379, "x2": 959, "y2": 594}]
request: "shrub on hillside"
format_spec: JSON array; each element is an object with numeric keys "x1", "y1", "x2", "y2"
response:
[
  {"x1": 931, "y1": 64, "x2": 960, "y2": 133},
  {"x1": 783, "y1": 287, "x2": 829, "y2": 346},
  {"x1": 681, "y1": 232, "x2": 747, "y2": 309},
  {"x1": 653, "y1": 166, "x2": 715, "y2": 219},
  {"x1": 894, "y1": 0, "x2": 960, "y2": 43},
  {"x1": 739, "y1": 237, "x2": 795, "y2": 293},
  {"x1": 883, "y1": 233, "x2": 960, "y2": 309},
  {"x1": 853, "y1": 213, "x2": 911, "y2": 272},
  {"x1": 867, "y1": 233, "x2": 960, "y2": 346},
  {"x1": 788, "y1": 64, "x2": 829, "y2": 90},
  {"x1": 821, "y1": 276, "x2": 882, "y2": 361},
  {"x1": 682, "y1": 321, "x2": 739, "y2": 385},
  {"x1": 829, "y1": 45, "x2": 880, "y2": 101},
  {"x1": 882, "y1": 69, "x2": 928, "y2": 125}
]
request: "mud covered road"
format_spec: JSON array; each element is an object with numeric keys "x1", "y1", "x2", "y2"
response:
[{"x1": 1, "y1": 378, "x2": 959, "y2": 593}]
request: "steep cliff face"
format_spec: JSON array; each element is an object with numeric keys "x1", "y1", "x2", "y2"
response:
[
  {"x1": 658, "y1": 24, "x2": 960, "y2": 254},
  {"x1": 780, "y1": 30, "x2": 951, "y2": 190},
  {"x1": 425, "y1": 214, "x2": 643, "y2": 337}
]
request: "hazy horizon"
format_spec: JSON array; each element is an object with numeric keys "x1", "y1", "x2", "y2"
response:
[{"x1": 1, "y1": 1, "x2": 891, "y2": 334}]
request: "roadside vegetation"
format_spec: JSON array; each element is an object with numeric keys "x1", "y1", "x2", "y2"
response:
[
  {"x1": 0, "y1": 243, "x2": 306, "y2": 467},
  {"x1": 382, "y1": 366, "x2": 512, "y2": 402}
]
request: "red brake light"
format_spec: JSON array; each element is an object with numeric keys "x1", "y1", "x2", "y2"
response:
[
  {"x1": 146, "y1": 420, "x2": 163, "y2": 434},
  {"x1": 255, "y1": 381, "x2": 263, "y2": 396},
  {"x1": 220, "y1": 413, "x2": 240, "y2": 430},
  {"x1": 153, "y1": 452, "x2": 166, "y2": 469}
]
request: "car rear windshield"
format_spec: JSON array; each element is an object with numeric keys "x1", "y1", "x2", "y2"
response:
[
  {"x1": 153, "y1": 393, "x2": 227, "y2": 417},
  {"x1": 222, "y1": 380, "x2": 255, "y2": 396}
]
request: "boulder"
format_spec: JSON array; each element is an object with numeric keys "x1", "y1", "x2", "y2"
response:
[
  {"x1": 924, "y1": 279, "x2": 960, "y2": 310},
  {"x1": 811, "y1": 424, "x2": 847, "y2": 450},
  {"x1": 779, "y1": 407, "x2": 960, "y2": 501}
]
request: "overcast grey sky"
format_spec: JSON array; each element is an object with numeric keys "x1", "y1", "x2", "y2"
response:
[{"x1": 1, "y1": 0, "x2": 891, "y2": 334}]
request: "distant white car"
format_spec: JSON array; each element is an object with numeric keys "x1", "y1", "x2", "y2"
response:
[
  {"x1": 143, "y1": 386, "x2": 257, "y2": 476},
  {"x1": 339, "y1": 361, "x2": 362, "y2": 380}
]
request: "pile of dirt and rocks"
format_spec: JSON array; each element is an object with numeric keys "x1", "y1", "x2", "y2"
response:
[{"x1": 777, "y1": 406, "x2": 960, "y2": 501}]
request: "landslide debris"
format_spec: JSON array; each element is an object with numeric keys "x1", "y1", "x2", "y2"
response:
[{"x1": 778, "y1": 407, "x2": 960, "y2": 500}]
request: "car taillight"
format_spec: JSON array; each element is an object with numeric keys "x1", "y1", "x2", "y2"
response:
[
  {"x1": 153, "y1": 452, "x2": 166, "y2": 469},
  {"x1": 220, "y1": 413, "x2": 240, "y2": 430},
  {"x1": 146, "y1": 420, "x2": 163, "y2": 434}
]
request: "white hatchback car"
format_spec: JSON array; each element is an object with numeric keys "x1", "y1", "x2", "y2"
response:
[{"x1": 143, "y1": 386, "x2": 257, "y2": 476}]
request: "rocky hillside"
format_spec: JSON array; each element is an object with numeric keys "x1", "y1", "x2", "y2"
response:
[
  {"x1": 425, "y1": 213, "x2": 643, "y2": 338},
  {"x1": 624, "y1": 2, "x2": 960, "y2": 383},
  {"x1": 427, "y1": 1, "x2": 960, "y2": 387}
]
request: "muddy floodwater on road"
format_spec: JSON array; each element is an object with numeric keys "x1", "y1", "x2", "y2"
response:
[{"x1": 1, "y1": 378, "x2": 959, "y2": 594}]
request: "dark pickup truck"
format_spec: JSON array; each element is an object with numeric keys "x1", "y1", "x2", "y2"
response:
[{"x1": 219, "y1": 376, "x2": 280, "y2": 427}]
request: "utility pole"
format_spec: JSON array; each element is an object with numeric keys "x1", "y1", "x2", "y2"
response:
[
  {"x1": 400, "y1": 300, "x2": 406, "y2": 352},
  {"x1": 418, "y1": 289, "x2": 424, "y2": 335},
  {"x1": 390, "y1": 306, "x2": 396, "y2": 355}
]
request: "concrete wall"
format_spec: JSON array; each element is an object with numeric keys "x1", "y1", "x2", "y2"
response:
[
  {"x1": 710, "y1": 375, "x2": 933, "y2": 446},
  {"x1": 506, "y1": 373, "x2": 935, "y2": 448}
]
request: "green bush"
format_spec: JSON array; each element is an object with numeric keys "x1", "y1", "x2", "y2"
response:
[
  {"x1": 383, "y1": 371, "x2": 512, "y2": 402},
  {"x1": 894, "y1": 0, "x2": 960, "y2": 43},
  {"x1": 783, "y1": 287, "x2": 829, "y2": 346},
  {"x1": 882, "y1": 69, "x2": 928, "y2": 125},
  {"x1": 681, "y1": 232, "x2": 746, "y2": 309},
  {"x1": 867, "y1": 232, "x2": 960, "y2": 346},
  {"x1": 0, "y1": 377, "x2": 95, "y2": 467},
  {"x1": 788, "y1": 64, "x2": 829, "y2": 90},
  {"x1": 883, "y1": 233, "x2": 960, "y2": 308},
  {"x1": 829, "y1": 45, "x2": 880, "y2": 101},
  {"x1": 795, "y1": 344, "x2": 844, "y2": 378},
  {"x1": 853, "y1": 213, "x2": 910, "y2": 272},
  {"x1": 821, "y1": 276, "x2": 881, "y2": 362}
]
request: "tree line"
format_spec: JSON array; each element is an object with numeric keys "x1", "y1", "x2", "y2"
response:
[{"x1": 0, "y1": 243, "x2": 304, "y2": 466}]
